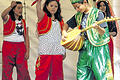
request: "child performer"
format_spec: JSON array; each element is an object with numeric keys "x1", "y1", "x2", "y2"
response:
[
  {"x1": 1, "y1": 1, "x2": 31, "y2": 80},
  {"x1": 35, "y1": 0, "x2": 66, "y2": 80},
  {"x1": 62, "y1": 0, "x2": 113, "y2": 79},
  {"x1": 97, "y1": 0, "x2": 118, "y2": 76}
]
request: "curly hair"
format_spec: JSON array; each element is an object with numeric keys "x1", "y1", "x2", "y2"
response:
[
  {"x1": 43, "y1": 0, "x2": 62, "y2": 21},
  {"x1": 9, "y1": 1, "x2": 23, "y2": 21}
]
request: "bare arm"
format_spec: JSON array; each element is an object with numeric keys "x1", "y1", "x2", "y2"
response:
[
  {"x1": 36, "y1": 0, "x2": 44, "y2": 22},
  {"x1": 1, "y1": 1, "x2": 16, "y2": 22},
  {"x1": 62, "y1": 24, "x2": 69, "y2": 41},
  {"x1": 24, "y1": 27, "x2": 30, "y2": 60},
  {"x1": 62, "y1": 24, "x2": 69, "y2": 32}
]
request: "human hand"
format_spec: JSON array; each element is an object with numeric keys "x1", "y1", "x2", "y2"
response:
[
  {"x1": 62, "y1": 30, "x2": 67, "y2": 42},
  {"x1": 25, "y1": 50, "x2": 29, "y2": 60},
  {"x1": 93, "y1": 23, "x2": 105, "y2": 35},
  {"x1": 109, "y1": 32, "x2": 117, "y2": 37},
  {"x1": 92, "y1": 23, "x2": 99, "y2": 29},
  {"x1": 63, "y1": 52, "x2": 66, "y2": 60},
  {"x1": 10, "y1": 1, "x2": 17, "y2": 8}
]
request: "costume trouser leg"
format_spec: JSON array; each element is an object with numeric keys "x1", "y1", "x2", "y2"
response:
[
  {"x1": 35, "y1": 55, "x2": 63, "y2": 80},
  {"x1": 108, "y1": 37, "x2": 114, "y2": 76},
  {"x1": 2, "y1": 41, "x2": 31, "y2": 80},
  {"x1": 77, "y1": 40, "x2": 113, "y2": 80}
]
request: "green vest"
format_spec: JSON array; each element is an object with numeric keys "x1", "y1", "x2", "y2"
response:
[{"x1": 75, "y1": 7, "x2": 110, "y2": 46}]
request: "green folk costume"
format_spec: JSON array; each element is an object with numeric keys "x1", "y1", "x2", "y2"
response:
[
  {"x1": 70, "y1": 0, "x2": 84, "y2": 4},
  {"x1": 75, "y1": 8, "x2": 113, "y2": 80}
]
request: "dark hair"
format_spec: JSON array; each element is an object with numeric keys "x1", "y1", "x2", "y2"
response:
[
  {"x1": 9, "y1": 1, "x2": 23, "y2": 21},
  {"x1": 43, "y1": 0, "x2": 62, "y2": 21},
  {"x1": 97, "y1": 1, "x2": 117, "y2": 36},
  {"x1": 97, "y1": 1, "x2": 111, "y2": 18},
  {"x1": 76, "y1": 0, "x2": 89, "y2": 4}
]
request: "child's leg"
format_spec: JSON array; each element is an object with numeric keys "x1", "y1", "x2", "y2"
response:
[
  {"x1": 35, "y1": 55, "x2": 51, "y2": 80},
  {"x1": 77, "y1": 40, "x2": 94, "y2": 80},
  {"x1": 15, "y1": 42, "x2": 31, "y2": 80},
  {"x1": 92, "y1": 44, "x2": 113, "y2": 80},
  {"x1": 2, "y1": 41, "x2": 15, "y2": 80},
  {"x1": 49, "y1": 55, "x2": 63, "y2": 80},
  {"x1": 77, "y1": 50, "x2": 94, "y2": 80}
]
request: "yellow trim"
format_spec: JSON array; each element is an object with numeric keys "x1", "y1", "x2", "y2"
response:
[
  {"x1": 4, "y1": 21, "x2": 16, "y2": 36},
  {"x1": 86, "y1": 8, "x2": 110, "y2": 46},
  {"x1": 36, "y1": 56, "x2": 41, "y2": 69},
  {"x1": 65, "y1": 40, "x2": 75, "y2": 48},
  {"x1": 38, "y1": 17, "x2": 52, "y2": 36},
  {"x1": 38, "y1": 17, "x2": 49, "y2": 32},
  {"x1": 73, "y1": 37, "x2": 81, "y2": 51},
  {"x1": 78, "y1": 36, "x2": 84, "y2": 50},
  {"x1": 4, "y1": 21, "x2": 14, "y2": 33},
  {"x1": 68, "y1": 40, "x2": 76, "y2": 50},
  {"x1": 106, "y1": 59, "x2": 114, "y2": 80},
  {"x1": 3, "y1": 15, "x2": 9, "y2": 24},
  {"x1": 88, "y1": 27, "x2": 110, "y2": 46},
  {"x1": 88, "y1": 36, "x2": 110, "y2": 46}
]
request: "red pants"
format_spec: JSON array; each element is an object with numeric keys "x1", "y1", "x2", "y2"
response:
[
  {"x1": 108, "y1": 36, "x2": 114, "y2": 76},
  {"x1": 2, "y1": 41, "x2": 31, "y2": 80},
  {"x1": 35, "y1": 55, "x2": 64, "y2": 80}
]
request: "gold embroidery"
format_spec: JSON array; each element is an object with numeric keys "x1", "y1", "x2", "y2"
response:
[{"x1": 38, "y1": 17, "x2": 52, "y2": 36}]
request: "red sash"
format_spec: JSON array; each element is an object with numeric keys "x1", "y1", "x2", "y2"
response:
[{"x1": 37, "y1": 13, "x2": 64, "y2": 36}]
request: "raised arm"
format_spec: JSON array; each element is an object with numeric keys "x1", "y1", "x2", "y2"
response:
[
  {"x1": 1, "y1": 1, "x2": 16, "y2": 22},
  {"x1": 36, "y1": 0, "x2": 44, "y2": 22}
]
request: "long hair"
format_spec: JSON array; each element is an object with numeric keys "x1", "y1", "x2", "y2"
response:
[
  {"x1": 97, "y1": 1, "x2": 117, "y2": 36},
  {"x1": 43, "y1": 0, "x2": 62, "y2": 21},
  {"x1": 9, "y1": 1, "x2": 23, "y2": 21},
  {"x1": 97, "y1": 1, "x2": 111, "y2": 18}
]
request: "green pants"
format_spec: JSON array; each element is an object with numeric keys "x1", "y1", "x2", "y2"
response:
[{"x1": 77, "y1": 40, "x2": 113, "y2": 80}]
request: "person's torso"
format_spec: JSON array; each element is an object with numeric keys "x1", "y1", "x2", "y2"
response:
[
  {"x1": 75, "y1": 8, "x2": 110, "y2": 46},
  {"x1": 4, "y1": 19, "x2": 25, "y2": 42},
  {"x1": 38, "y1": 20, "x2": 65, "y2": 55}
]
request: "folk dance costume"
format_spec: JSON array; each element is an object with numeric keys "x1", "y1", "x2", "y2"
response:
[
  {"x1": 67, "y1": 0, "x2": 113, "y2": 79},
  {"x1": 97, "y1": 0, "x2": 118, "y2": 76},
  {"x1": 35, "y1": 13, "x2": 65, "y2": 80},
  {"x1": 2, "y1": 15, "x2": 30, "y2": 80}
]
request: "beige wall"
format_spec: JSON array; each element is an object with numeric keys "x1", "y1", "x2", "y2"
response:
[{"x1": 0, "y1": 0, "x2": 120, "y2": 80}]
